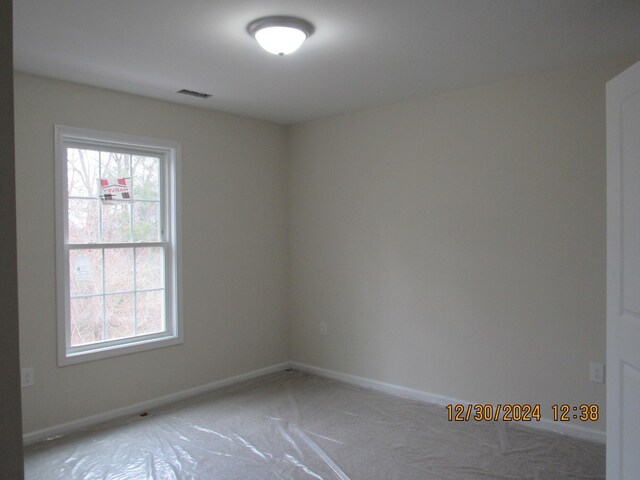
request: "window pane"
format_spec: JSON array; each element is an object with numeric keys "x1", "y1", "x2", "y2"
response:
[
  {"x1": 70, "y1": 249, "x2": 103, "y2": 296},
  {"x1": 70, "y1": 296, "x2": 104, "y2": 346},
  {"x1": 68, "y1": 148, "x2": 99, "y2": 197},
  {"x1": 105, "y1": 293, "x2": 135, "y2": 340},
  {"x1": 101, "y1": 203, "x2": 132, "y2": 242},
  {"x1": 101, "y1": 151, "x2": 131, "y2": 179},
  {"x1": 68, "y1": 199, "x2": 100, "y2": 244},
  {"x1": 104, "y1": 248, "x2": 134, "y2": 293},
  {"x1": 133, "y1": 202, "x2": 160, "y2": 242},
  {"x1": 137, "y1": 290, "x2": 165, "y2": 335},
  {"x1": 132, "y1": 156, "x2": 160, "y2": 200},
  {"x1": 136, "y1": 247, "x2": 164, "y2": 290}
]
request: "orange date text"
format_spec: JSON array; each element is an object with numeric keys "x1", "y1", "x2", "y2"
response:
[{"x1": 446, "y1": 404, "x2": 542, "y2": 422}]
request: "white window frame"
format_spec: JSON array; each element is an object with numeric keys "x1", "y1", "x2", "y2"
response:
[{"x1": 55, "y1": 125, "x2": 182, "y2": 366}]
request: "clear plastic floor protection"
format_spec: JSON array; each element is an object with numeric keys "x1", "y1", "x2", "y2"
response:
[{"x1": 24, "y1": 370, "x2": 605, "y2": 479}]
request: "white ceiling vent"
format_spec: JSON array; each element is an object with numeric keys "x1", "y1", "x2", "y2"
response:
[{"x1": 177, "y1": 89, "x2": 212, "y2": 99}]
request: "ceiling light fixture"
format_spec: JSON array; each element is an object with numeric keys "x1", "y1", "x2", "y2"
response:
[{"x1": 247, "y1": 16, "x2": 314, "y2": 56}]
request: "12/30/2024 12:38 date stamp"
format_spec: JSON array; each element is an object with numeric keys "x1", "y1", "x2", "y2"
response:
[{"x1": 446, "y1": 404, "x2": 599, "y2": 422}]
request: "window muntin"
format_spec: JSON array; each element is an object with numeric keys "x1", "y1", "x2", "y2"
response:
[{"x1": 56, "y1": 126, "x2": 181, "y2": 365}]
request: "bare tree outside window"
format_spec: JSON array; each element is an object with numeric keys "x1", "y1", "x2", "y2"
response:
[{"x1": 67, "y1": 147, "x2": 165, "y2": 347}]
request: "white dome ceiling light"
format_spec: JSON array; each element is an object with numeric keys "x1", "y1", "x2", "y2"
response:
[{"x1": 247, "y1": 16, "x2": 315, "y2": 56}]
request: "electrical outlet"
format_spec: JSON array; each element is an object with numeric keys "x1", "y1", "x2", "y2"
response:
[
  {"x1": 589, "y1": 362, "x2": 604, "y2": 384},
  {"x1": 319, "y1": 321, "x2": 328, "y2": 336},
  {"x1": 21, "y1": 367, "x2": 35, "y2": 388}
]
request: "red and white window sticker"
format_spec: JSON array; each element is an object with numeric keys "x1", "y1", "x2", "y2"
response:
[{"x1": 98, "y1": 178, "x2": 133, "y2": 203}]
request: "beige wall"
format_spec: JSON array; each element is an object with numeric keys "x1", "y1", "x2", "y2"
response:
[
  {"x1": 15, "y1": 73, "x2": 289, "y2": 434},
  {"x1": 289, "y1": 54, "x2": 639, "y2": 430},
  {"x1": 1, "y1": 1, "x2": 25, "y2": 476}
]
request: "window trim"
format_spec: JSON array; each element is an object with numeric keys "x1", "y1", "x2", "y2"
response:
[{"x1": 55, "y1": 125, "x2": 183, "y2": 366}]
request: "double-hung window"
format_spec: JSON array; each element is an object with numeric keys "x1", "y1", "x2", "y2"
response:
[{"x1": 55, "y1": 126, "x2": 182, "y2": 365}]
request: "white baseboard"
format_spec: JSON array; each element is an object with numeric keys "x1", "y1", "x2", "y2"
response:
[
  {"x1": 23, "y1": 362, "x2": 290, "y2": 446},
  {"x1": 24, "y1": 360, "x2": 605, "y2": 446},
  {"x1": 290, "y1": 361, "x2": 606, "y2": 444}
]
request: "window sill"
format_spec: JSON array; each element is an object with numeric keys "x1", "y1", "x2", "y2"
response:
[{"x1": 59, "y1": 334, "x2": 183, "y2": 366}]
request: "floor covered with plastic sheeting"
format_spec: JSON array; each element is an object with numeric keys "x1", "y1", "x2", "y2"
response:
[{"x1": 24, "y1": 370, "x2": 605, "y2": 480}]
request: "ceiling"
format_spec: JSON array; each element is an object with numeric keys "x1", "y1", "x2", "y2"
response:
[{"x1": 13, "y1": 0, "x2": 640, "y2": 125}]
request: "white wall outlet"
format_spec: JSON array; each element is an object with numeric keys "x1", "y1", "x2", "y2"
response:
[
  {"x1": 589, "y1": 362, "x2": 604, "y2": 384},
  {"x1": 319, "y1": 321, "x2": 328, "y2": 336},
  {"x1": 21, "y1": 367, "x2": 35, "y2": 388}
]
